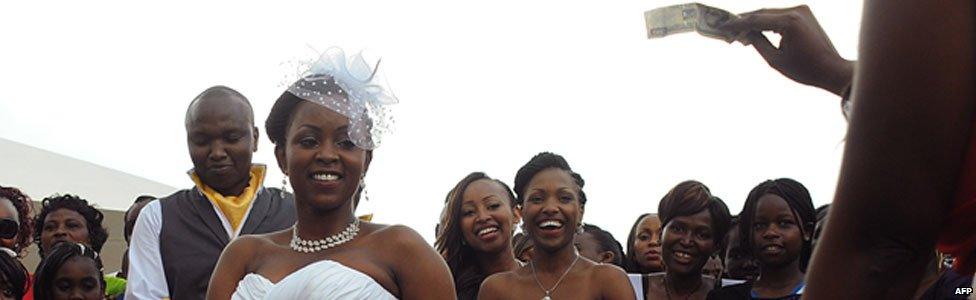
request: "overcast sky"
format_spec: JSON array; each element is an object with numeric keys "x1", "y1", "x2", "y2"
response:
[{"x1": 0, "y1": 0, "x2": 861, "y2": 243}]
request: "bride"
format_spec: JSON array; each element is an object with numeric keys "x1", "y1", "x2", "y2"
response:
[{"x1": 206, "y1": 48, "x2": 455, "y2": 299}]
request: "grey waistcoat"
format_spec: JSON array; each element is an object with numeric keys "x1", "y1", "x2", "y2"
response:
[{"x1": 159, "y1": 187, "x2": 296, "y2": 300}]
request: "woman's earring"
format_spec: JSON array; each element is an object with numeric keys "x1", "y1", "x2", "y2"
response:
[
  {"x1": 280, "y1": 177, "x2": 290, "y2": 198},
  {"x1": 577, "y1": 224, "x2": 584, "y2": 234},
  {"x1": 360, "y1": 177, "x2": 369, "y2": 203}
]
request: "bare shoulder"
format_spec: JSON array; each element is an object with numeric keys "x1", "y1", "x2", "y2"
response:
[
  {"x1": 590, "y1": 263, "x2": 628, "y2": 279},
  {"x1": 357, "y1": 223, "x2": 455, "y2": 299},
  {"x1": 588, "y1": 263, "x2": 636, "y2": 300},
  {"x1": 237, "y1": 228, "x2": 291, "y2": 247},
  {"x1": 484, "y1": 269, "x2": 518, "y2": 284},
  {"x1": 357, "y1": 223, "x2": 437, "y2": 269},
  {"x1": 223, "y1": 234, "x2": 262, "y2": 257},
  {"x1": 361, "y1": 223, "x2": 427, "y2": 249},
  {"x1": 479, "y1": 270, "x2": 517, "y2": 299},
  {"x1": 226, "y1": 229, "x2": 291, "y2": 261}
]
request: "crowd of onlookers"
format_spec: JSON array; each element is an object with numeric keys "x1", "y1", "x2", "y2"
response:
[
  {"x1": 0, "y1": 170, "x2": 972, "y2": 299},
  {"x1": 0, "y1": 186, "x2": 154, "y2": 299}
]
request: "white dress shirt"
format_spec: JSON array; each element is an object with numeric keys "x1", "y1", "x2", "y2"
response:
[{"x1": 125, "y1": 195, "x2": 258, "y2": 299}]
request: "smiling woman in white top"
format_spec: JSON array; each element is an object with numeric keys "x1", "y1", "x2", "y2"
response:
[{"x1": 205, "y1": 47, "x2": 455, "y2": 300}]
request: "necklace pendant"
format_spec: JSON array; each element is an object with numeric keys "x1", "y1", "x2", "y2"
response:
[{"x1": 542, "y1": 296, "x2": 551, "y2": 300}]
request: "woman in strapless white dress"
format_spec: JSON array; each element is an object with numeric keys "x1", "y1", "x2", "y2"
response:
[{"x1": 205, "y1": 48, "x2": 456, "y2": 300}]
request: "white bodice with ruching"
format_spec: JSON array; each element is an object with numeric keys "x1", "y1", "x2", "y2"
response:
[{"x1": 231, "y1": 260, "x2": 397, "y2": 300}]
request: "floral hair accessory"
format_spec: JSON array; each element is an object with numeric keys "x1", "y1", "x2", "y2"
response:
[{"x1": 286, "y1": 47, "x2": 397, "y2": 150}]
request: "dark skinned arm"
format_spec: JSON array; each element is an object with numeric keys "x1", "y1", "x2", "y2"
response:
[{"x1": 803, "y1": 0, "x2": 975, "y2": 299}]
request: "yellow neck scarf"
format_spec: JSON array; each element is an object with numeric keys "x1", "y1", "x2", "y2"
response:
[{"x1": 190, "y1": 165, "x2": 266, "y2": 232}]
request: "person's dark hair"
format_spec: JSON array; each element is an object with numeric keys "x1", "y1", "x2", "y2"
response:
[
  {"x1": 738, "y1": 178, "x2": 816, "y2": 271},
  {"x1": 812, "y1": 204, "x2": 830, "y2": 249},
  {"x1": 0, "y1": 186, "x2": 34, "y2": 256},
  {"x1": 513, "y1": 152, "x2": 587, "y2": 206},
  {"x1": 32, "y1": 194, "x2": 108, "y2": 257},
  {"x1": 123, "y1": 195, "x2": 156, "y2": 241},
  {"x1": 0, "y1": 251, "x2": 27, "y2": 299},
  {"x1": 624, "y1": 213, "x2": 654, "y2": 273},
  {"x1": 33, "y1": 242, "x2": 105, "y2": 300},
  {"x1": 718, "y1": 215, "x2": 740, "y2": 264},
  {"x1": 265, "y1": 91, "x2": 305, "y2": 147},
  {"x1": 658, "y1": 180, "x2": 732, "y2": 250},
  {"x1": 513, "y1": 232, "x2": 533, "y2": 261},
  {"x1": 581, "y1": 223, "x2": 625, "y2": 268},
  {"x1": 815, "y1": 204, "x2": 830, "y2": 223},
  {"x1": 435, "y1": 172, "x2": 516, "y2": 300}
]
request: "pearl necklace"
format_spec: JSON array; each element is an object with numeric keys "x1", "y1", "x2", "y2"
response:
[{"x1": 290, "y1": 219, "x2": 361, "y2": 253}]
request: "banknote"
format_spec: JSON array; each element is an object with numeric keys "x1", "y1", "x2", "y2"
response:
[{"x1": 644, "y1": 3, "x2": 741, "y2": 43}]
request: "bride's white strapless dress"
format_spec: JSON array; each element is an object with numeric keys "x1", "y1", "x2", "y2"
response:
[{"x1": 231, "y1": 260, "x2": 397, "y2": 299}]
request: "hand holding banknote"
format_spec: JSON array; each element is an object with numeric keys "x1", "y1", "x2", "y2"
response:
[{"x1": 721, "y1": 5, "x2": 854, "y2": 96}]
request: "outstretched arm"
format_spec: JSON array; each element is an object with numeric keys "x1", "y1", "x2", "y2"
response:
[{"x1": 803, "y1": 0, "x2": 975, "y2": 299}]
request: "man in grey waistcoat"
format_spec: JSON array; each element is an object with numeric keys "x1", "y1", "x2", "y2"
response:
[{"x1": 126, "y1": 86, "x2": 297, "y2": 300}]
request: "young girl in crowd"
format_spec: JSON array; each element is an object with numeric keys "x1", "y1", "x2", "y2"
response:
[
  {"x1": 722, "y1": 217, "x2": 759, "y2": 282},
  {"x1": 625, "y1": 213, "x2": 664, "y2": 274},
  {"x1": 644, "y1": 180, "x2": 731, "y2": 300},
  {"x1": 479, "y1": 152, "x2": 634, "y2": 300},
  {"x1": 707, "y1": 178, "x2": 815, "y2": 300},
  {"x1": 0, "y1": 187, "x2": 33, "y2": 258},
  {"x1": 435, "y1": 172, "x2": 522, "y2": 299},
  {"x1": 206, "y1": 48, "x2": 454, "y2": 299},
  {"x1": 33, "y1": 242, "x2": 105, "y2": 300},
  {"x1": 0, "y1": 249, "x2": 27, "y2": 300}
]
